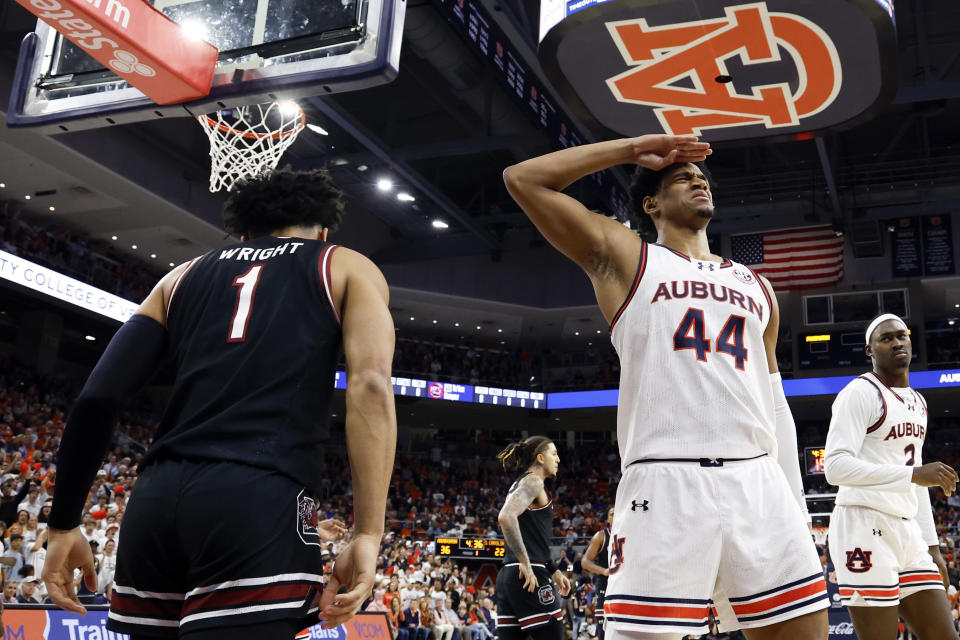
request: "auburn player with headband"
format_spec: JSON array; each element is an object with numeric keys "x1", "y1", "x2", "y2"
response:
[
  {"x1": 825, "y1": 314, "x2": 959, "y2": 640},
  {"x1": 42, "y1": 169, "x2": 398, "y2": 640},
  {"x1": 504, "y1": 137, "x2": 828, "y2": 639},
  {"x1": 495, "y1": 436, "x2": 571, "y2": 640}
]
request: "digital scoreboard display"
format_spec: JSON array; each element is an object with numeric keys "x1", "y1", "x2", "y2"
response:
[
  {"x1": 805, "y1": 447, "x2": 826, "y2": 475},
  {"x1": 436, "y1": 537, "x2": 507, "y2": 560}
]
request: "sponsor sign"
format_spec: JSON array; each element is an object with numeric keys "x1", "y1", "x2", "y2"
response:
[
  {"x1": 2, "y1": 608, "x2": 390, "y2": 640},
  {"x1": 0, "y1": 249, "x2": 138, "y2": 323},
  {"x1": 12, "y1": 0, "x2": 216, "y2": 103},
  {"x1": 2, "y1": 608, "x2": 130, "y2": 640},
  {"x1": 538, "y1": 0, "x2": 897, "y2": 141}
]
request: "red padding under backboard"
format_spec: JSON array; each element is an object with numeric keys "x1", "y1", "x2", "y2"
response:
[{"x1": 14, "y1": 0, "x2": 218, "y2": 104}]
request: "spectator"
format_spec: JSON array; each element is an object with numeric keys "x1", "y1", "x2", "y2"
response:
[
  {"x1": 1, "y1": 581, "x2": 18, "y2": 604},
  {"x1": 2, "y1": 534, "x2": 25, "y2": 580},
  {"x1": 17, "y1": 485, "x2": 44, "y2": 518},
  {"x1": 16, "y1": 576, "x2": 41, "y2": 603},
  {"x1": 390, "y1": 596, "x2": 407, "y2": 640},
  {"x1": 431, "y1": 596, "x2": 455, "y2": 640}
]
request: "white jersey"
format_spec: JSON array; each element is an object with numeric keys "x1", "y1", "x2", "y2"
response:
[
  {"x1": 824, "y1": 372, "x2": 929, "y2": 520},
  {"x1": 611, "y1": 243, "x2": 776, "y2": 468}
]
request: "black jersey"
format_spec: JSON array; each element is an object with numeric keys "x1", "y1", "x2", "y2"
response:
[
  {"x1": 502, "y1": 472, "x2": 553, "y2": 565},
  {"x1": 595, "y1": 527, "x2": 609, "y2": 591},
  {"x1": 596, "y1": 528, "x2": 609, "y2": 571},
  {"x1": 141, "y1": 236, "x2": 342, "y2": 494}
]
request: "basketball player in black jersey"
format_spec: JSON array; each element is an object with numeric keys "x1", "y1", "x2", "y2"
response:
[
  {"x1": 581, "y1": 507, "x2": 613, "y2": 640},
  {"x1": 495, "y1": 436, "x2": 571, "y2": 640},
  {"x1": 42, "y1": 169, "x2": 397, "y2": 640}
]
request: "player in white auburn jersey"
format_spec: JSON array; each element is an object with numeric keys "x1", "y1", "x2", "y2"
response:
[
  {"x1": 825, "y1": 314, "x2": 959, "y2": 640},
  {"x1": 504, "y1": 136, "x2": 828, "y2": 640}
]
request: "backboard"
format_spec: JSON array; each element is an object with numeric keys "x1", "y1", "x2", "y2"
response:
[{"x1": 7, "y1": 0, "x2": 405, "y2": 132}]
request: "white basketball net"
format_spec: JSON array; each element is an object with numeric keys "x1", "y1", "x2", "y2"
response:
[{"x1": 196, "y1": 102, "x2": 306, "y2": 193}]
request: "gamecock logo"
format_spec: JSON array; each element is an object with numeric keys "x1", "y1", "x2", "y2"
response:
[{"x1": 605, "y1": 2, "x2": 841, "y2": 134}]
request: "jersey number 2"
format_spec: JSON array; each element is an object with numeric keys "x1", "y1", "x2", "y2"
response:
[
  {"x1": 228, "y1": 265, "x2": 264, "y2": 342},
  {"x1": 673, "y1": 309, "x2": 748, "y2": 369}
]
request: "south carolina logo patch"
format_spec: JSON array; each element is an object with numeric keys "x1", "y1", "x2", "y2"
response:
[
  {"x1": 297, "y1": 489, "x2": 321, "y2": 546},
  {"x1": 538, "y1": 585, "x2": 556, "y2": 605}
]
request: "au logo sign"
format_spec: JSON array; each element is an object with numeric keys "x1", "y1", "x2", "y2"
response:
[
  {"x1": 538, "y1": 0, "x2": 896, "y2": 142},
  {"x1": 605, "y1": 3, "x2": 840, "y2": 135}
]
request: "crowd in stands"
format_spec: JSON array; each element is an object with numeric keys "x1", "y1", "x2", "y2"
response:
[
  {"x1": 0, "y1": 202, "x2": 162, "y2": 303},
  {"x1": 0, "y1": 344, "x2": 959, "y2": 636}
]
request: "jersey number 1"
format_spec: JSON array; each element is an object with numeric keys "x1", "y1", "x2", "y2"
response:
[
  {"x1": 673, "y1": 308, "x2": 748, "y2": 369},
  {"x1": 228, "y1": 265, "x2": 264, "y2": 342}
]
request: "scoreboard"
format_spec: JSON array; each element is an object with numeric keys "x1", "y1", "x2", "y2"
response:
[
  {"x1": 805, "y1": 447, "x2": 826, "y2": 475},
  {"x1": 436, "y1": 537, "x2": 507, "y2": 560}
]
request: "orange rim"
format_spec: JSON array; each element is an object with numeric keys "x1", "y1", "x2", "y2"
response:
[{"x1": 201, "y1": 106, "x2": 306, "y2": 141}]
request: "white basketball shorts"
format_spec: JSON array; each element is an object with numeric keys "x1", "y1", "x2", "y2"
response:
[
  {"x1": 828, "y1": 505, "x2": 943, "y2": 607},
  {"x1": 604, "y1": 456, "x2": 828, "y2": 637}
]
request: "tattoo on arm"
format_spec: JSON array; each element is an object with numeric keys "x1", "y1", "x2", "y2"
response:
[{"x1": 499, "y1": 475, "x2": 544, "y2": 564}]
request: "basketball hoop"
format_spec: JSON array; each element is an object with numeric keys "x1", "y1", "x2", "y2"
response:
[{"x1": 196, "y1": 102, "x2": 306, "y2": 193}]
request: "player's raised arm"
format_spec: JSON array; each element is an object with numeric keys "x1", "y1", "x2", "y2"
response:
[
  {"x1": 320, "y1": 248, "x2": 397, "y2": 628},
  {"x1": 502, "y1": 136, "x2": 710, "y2": 276}
]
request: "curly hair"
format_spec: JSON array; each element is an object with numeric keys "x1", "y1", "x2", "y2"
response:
[
  {"x1": 628, "y1": 162, "x2": 714, "y2": 238},
  {"x1": 222, "y1": 167, "x2": 345, "y2": 239}
]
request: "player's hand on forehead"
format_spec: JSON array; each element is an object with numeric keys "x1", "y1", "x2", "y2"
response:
[{"x1": 630, "y1": 134, "x2": 712, "y2": 170}]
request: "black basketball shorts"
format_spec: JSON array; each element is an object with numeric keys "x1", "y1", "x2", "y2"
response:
[
  {"x1": 494, "y1": 564, "x2": 563, "y2": 632},
  {"x1": 107, "y1": 459, "x2": 328, "y2": 636}
]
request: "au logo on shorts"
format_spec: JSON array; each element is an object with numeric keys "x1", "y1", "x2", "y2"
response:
[
  {"x1": 538, "y1": 585, "x2": 556, "y2": 605},
  {"x1": 297, "y1": 489, "x2": 321, "y2": 546},
  {"x1": 844, "y1": 547, "x2": 873, "y2": 573},
  {"x1": 608, "y1": 535, "x2": 626, "y2": 575}
]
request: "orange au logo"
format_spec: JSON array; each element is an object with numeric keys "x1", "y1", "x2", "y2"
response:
[{"x1": 605, "y1": 2, "x2": 841, "y2": 135}]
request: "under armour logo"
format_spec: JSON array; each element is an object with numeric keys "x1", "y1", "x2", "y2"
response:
[
  {"x1": 873, "y1": 529, "x2": 882, "y2": 536},
  {"x1": 631, "y1": 500, "x2": 649, "y2": 511},
  {"x1": 697, "y1": 262, "x2": 716, "y2": 271}
]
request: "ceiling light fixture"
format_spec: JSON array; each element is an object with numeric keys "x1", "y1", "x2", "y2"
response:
[
  {"x1": 48, "y1": 206, "x2": 55, "y2": 211},
  {"x1": 150, "y1": 254, "x2": 157, "y2": 259},
  {"x1": 431, "y1": 220, "x2": 449, "y2": 229},
  {"x1": 410, "y1": 316, "x2": 415, "y2": 321},
  {"x1": 277, "y1": 101, "x2": 301, "y2": 118},
  {"x1": 111, "y1": 236, "x2": 118, "y2": 241},
  {"x1": 376, "y1": 178, "x2": 393, "y2": 192},
  {"x1": 454, "y1": 322, "x2": 460, "y2": 327},
  {"x1": 24, "y1": 195, "x2": 31, "y2": 200},
  {"x1": 397, "y1": 192, "x2": 415, "y2": 202},
  {"x1": 356, "y1": 165, "x2": 368, "y2": 172},
  {"x1": 306, "y1": 123, "x2": 329, "y2": 136},
  {"x1": 169, "y1": 262, "x2": 175, "y2": 267},
  {"x1": 84, "y1": 335, "x2": 96, "y2": 341},
  {"x1": 131, "y1": 244, "x2": 138, "y2": 250}
]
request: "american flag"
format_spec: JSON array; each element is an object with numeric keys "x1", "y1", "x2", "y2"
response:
[{"x1": 731, "y1": 225, "x2": 844, "y2": 290}]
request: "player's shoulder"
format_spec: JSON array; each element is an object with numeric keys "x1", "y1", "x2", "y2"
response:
[{"x1": 836, "y1": 374, "x2": 884, "y2": 403}]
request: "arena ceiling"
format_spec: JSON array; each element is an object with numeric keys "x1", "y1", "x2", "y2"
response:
[{"x1": 1, "y1": 0, "x2": 960, "y2": 345}]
